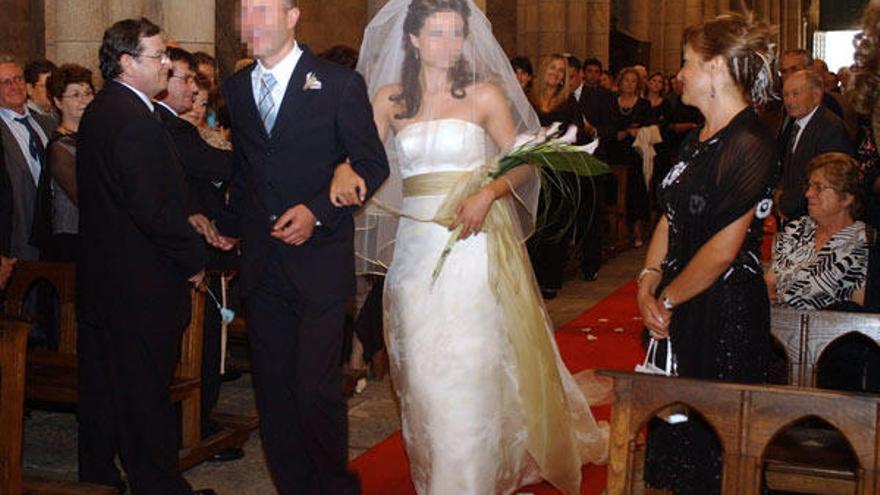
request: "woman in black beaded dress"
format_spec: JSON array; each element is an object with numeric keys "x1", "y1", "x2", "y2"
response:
[
  {"x1": 526, "y1": 54, "x2": 589, "y2": 298},
  {"x1": 636, "y1": 14, "x2": 778, "y2": 495}
]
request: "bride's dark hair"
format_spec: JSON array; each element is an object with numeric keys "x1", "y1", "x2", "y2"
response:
[{"x1": 391, "y1": 0, "x2": 475, "y2": 119}]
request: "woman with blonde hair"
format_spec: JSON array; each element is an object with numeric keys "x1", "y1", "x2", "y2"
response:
[{"x1": 527, "y1": 53, "x2": 590, "y2": 297}]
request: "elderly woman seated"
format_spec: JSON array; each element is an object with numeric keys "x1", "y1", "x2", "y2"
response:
[
  {"x1": 766, "y1": 152, "x2": 869, "y2": 310},
  {"x1": 766, "y1": 152, "x2": 878, "y2": 392}
]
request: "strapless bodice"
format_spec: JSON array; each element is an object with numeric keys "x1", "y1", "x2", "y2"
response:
[{"x1": 394, "y1": 118, "x2": 487, "y2": 179}]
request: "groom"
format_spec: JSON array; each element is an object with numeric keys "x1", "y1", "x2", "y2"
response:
[{"x1": 218, "y1": 0, "x2": 388, "y2": 493}]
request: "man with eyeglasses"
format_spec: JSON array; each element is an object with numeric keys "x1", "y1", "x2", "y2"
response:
[
  {"x1": 76, "y1": 17, "x2": 224, "y2": 495},
  {"x1": 154, "y1": 46, "x2": 241, "y2": 464},
  {"x1": 0, "y1": 54, "x2": 54, "y2": 274}
]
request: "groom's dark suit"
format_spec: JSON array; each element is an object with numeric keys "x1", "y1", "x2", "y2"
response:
[{"x1": 219, "y1": 45, "x2": 388, "y2": 494}]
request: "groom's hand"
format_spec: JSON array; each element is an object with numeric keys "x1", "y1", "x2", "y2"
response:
[{"x1": 271, "y1": 204, "x2": 317, "y2": 246}]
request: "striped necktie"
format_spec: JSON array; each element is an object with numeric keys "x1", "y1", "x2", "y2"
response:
[
  {"x1": 14, "y1": 116, "x2": 45, "y2": 162},
  {"x1": 258, "y1": 72, "x2": 278, "y2": 134}
]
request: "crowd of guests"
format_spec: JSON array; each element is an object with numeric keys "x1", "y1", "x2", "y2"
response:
[
  {"x1": 509, "y1": 6, "x2": 880, "y2": 494},
  {"x1": 511, "y1": 52, "x2": 705, "y2": 298}
]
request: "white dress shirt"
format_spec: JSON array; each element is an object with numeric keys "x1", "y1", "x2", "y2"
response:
[
  {"x1": 0, "y1": 106, "x2": 48, "y2": 184},
  {"x1": 791, "y1": 104, "x2": 819, "y2": 153},
  {"x1": 251, "y1": 42, "x2": 304, "y2": 124},
  {"x1": 115, "y1": 79, "x2": 155, "y2": 112}
]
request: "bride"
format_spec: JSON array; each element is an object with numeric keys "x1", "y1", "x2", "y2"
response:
[{"x1": 331, "y1": 1, "x2": 607, "y2": 493}]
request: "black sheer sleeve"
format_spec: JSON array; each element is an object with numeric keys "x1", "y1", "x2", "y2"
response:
[
  {"x1": 49, "y1": 137, "x2": 78, "y2": 205},
  {"x1": 710, "y1": 118, "x2": 778, "y2": 231}
]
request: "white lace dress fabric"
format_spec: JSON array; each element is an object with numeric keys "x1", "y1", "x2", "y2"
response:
[{"x1": 383, "y1": 119, "x2": 606, "y2": 495}]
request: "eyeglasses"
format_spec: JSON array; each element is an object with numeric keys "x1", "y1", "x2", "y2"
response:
[
  {"x1": 804, "y1": 181, "x2": 836, "y2": 194},
  {"x1": 169, "y1": 73, "x2": 195, "y2": 84},
  {"x1": 139, "y1": 50, "x2": 169, "y2": 64},
  {"x1": 61, "y1": 89, "x2": 94, "y2": 100},
  {"x1": 0, "y1": 75, "x2": 24, "y2": 87}
]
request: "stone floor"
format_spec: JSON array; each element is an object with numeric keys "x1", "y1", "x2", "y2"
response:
[{"x1": 22, "y1": 247, "x2": 645, "y2": 494}]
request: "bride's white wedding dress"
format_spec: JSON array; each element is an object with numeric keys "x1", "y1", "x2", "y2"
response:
[{"x1": 383, "y1": 118, "x2": 607, "y2": 495}]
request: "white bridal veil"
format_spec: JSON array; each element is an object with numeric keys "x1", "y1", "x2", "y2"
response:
[{"x1": 353, "y1": 0, "x2": 542, "y2": 275}]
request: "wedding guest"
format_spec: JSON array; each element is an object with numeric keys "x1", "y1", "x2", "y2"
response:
[
  {"x1": 76, "y1": 17, "x2": 221, "y2": 494},
  {"x1": 180, "y1": 73, "x2": 232, "y2": 150},
  {"x1": 527, "y1": 53, "x2": 586, "y2": 298},
  {"x1": 780, "y1": 48, "x2": 845, "y2": 119},
  {"x1": 767, "y1": 153, "x2": 868, "y2": 309},
  {"x1": 24, "y1": 58, "x2": 59, "y2": 125},
  {"x1": 511, "y1": 55, "x2": 533, "y2": 91},
  {"x1": 599, "y1": 69, "x2": 615, "y2": 92},
  {"x1": 607, "y1": 67, "x2": 651, "y2": 247},
  {"x1": 777, "y1": 69, "x2": 853, "y2": 224},
  {"x1": 637, "y1": 14, "x2": 777, "y2": 494},
  {"x1": 35, "y1": 64, "x2": 94, "y2": 262},
  {"x1": 0, "y1": 54, "x2": 53, "y2": 262}
]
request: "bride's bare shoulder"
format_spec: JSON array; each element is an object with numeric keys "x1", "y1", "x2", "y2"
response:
[
  {"x1": 470, "y1": 81, "x2": 508, "y2": 105},
  {"x1": 373, "y1": 84, "x2": 403, "y2": 105}
]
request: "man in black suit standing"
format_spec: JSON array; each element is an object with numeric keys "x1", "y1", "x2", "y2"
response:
[
  {"x1": 77, "y1": 18, "x2": 221, "y2": 495},
  {"x1": 777, "y1": 69, "x2": 854, "y2": 222},
  {"x1": 567, "y1": 55, "x2": 611, "y2": 280},
  {"x1": 218, "y1": 0, "x2": 388, "y2": 493},
  {"x1": 154, "y1": 46, "x2": 242, "y2": 462}
]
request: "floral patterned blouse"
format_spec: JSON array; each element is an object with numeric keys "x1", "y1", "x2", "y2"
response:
[{"x1": 772, "y1": 216, "x2": 869, "y2": 309}]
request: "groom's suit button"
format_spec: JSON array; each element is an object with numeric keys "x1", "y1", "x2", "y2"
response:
[{"x1": 269, "y1": 214, "x2": 278, "y2": 222}]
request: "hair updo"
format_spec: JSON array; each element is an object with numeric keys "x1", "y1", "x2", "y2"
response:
[
  {"x1": 683, "y1": 13, "x2": 777, "y2": 105},
  {"x1": 391, "y1": 0, "x2": 474, "y2": 119}
]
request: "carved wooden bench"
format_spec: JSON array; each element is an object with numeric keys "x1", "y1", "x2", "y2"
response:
[
  {"x1": 0, "y1": 318, "x2": 117, "y2": 494},
  {"x1": 770, "y1": 306, "x2": 880, "y2": 387},
  {"x1": 5, "y1": 261, "x2": 256, "y2": 471},
  {"x1": 601, "y1": 370, "x2": 879, "y2": 495}
]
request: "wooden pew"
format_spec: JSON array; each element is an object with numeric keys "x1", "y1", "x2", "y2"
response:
[
  {"x1": 5, "y1": 261, "x2": 256, "y2": 472},
  {"x1": 0, "y1": 319, "x2": 29, "y2": 494},
  {"x1": 0, "y1": 318, "x2": 116, "y2": 495},
  {"x1": 770, "y1": 306, "x2": 880, "y2": 387},
  {"x1": 601, "y1": 370, "x2": 879, "y2": 495}
]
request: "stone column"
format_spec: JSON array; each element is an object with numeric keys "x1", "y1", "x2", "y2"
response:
[
  {"x1": 781, "y1": 0, "x2": 803, "y2": 52},
  {"x1": 684, "y1": 0, "x2": 702, "y2": 28},
  {"x1": 619, "y1": 0, "x2": 650, "y2": 41},
  {"x1": 517, "y1": 0, "x2": 566, "y2": 70},
  {"x1": 566, "y1": 0, "x2": 590, "y2": 60},
  {"x1": 664, "y1": 0, "x2": 685, "y2": 74},
  {"x1": 586, "y1": 0, "x2": 611, "y2": 66},
  {"x1": 45, "y1": 0, "x2": 214, "y2": 81},
  {"x1": 649, "y1": 0, "x2": 666, "y2": 72},
  {"x1": 162, "y1": 0, "x2": 215, "y2": 55}
]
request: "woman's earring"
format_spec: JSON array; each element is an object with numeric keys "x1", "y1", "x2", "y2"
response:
[{"x1": 414, "y1": 49, "x2": 420, "y2": 60}]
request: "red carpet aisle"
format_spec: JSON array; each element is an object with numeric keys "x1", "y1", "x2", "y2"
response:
[{"x1": 350, "y1": 281, "x2": 646, "y2": 495}]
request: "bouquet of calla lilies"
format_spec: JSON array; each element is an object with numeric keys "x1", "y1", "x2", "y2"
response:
[{"x1": 431, "y1": 123, "x2": 610, "y2": 285}]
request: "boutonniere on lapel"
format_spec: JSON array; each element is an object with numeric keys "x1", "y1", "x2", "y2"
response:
[{"x1": 303, "y1": 72, "x2": 322, "y2": 91}]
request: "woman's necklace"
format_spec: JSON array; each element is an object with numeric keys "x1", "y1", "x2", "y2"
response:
[
  {"x1": 59, "y1": 123, "x2": 77, "y2": 135},
  {"x1": 618, "y1": 96, "x2": 636, "y2": 116}
]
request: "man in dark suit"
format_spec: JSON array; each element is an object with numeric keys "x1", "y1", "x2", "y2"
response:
[
  {"x1": 76, "y1": 18, "x2": 220, "y2": 495},
  {"x1": 0, "y1": 55, "x2": 54, "y2": 263},
  {"x1": 568, "y1": 55, "x2": 612, "y2": 280},
  {"x1": 218, "y1": 1, "x2": 388, "y2": 493},
  {"x1": 154, "y1": 46, "x2": 242, "y2": 461},
  {"x1": 777, "y1": 69, "x2": 854, "y2": 222}
]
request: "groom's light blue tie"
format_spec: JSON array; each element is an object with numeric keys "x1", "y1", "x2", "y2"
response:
[{"x1": 258, "y1": 72, "x2": 278, "y2": 134}]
